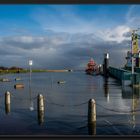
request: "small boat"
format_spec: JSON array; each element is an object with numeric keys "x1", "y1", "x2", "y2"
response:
[
  {"x1": 85, "y1": 58, "x2": 99, "y2": 75},
  {"x1": 57, "y1": 81, "x2": 66, "y2": 84}
]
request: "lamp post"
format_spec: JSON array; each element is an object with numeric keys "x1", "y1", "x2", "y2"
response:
[
  {"x1": 29, "y1": 60, "x2": 33, "y2": 83},
  {"x1": 29, "y1": 60, "x2": 34, "y2": 111}
]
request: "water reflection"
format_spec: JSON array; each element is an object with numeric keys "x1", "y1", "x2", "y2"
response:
[
  {"x1": 29, "y1": 73, "x2": 34, "y2": 111},
  {"x1": 38, "y1": 110, "x2": 45, "y2": 125},
  {"x1": 88, "y1": 122, "x2": 96, "y2": 135},
  {"x1": 122, "y1": 86, "x2": 140, "y2": 129},
  {"x1": 132, "y1": 87, "x2": 140, "y2": 129},
  {"x1": 122, "y1": 86, "x2": 140, "y2": 99},
  {"x1": 103, "y1": 77, "x2": 109, "y2": 103},
  {"x1": 5, "y1": 103, "x2": 10, "y2": 114}
]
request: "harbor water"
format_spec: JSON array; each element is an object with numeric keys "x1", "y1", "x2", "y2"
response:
[{"x1": 0, "y1": 71, "x2": 140, "y2": 135}]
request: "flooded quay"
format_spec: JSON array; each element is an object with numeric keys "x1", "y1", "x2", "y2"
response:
[{"x1": 0, "y1": 71, "x2": 140, "y2": 135}]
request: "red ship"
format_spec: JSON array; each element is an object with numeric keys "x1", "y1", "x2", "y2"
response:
[{"x1": 85, "y1": 58, "x2": 99, "y2": 75}]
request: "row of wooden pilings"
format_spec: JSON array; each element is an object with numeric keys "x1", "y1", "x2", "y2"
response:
[
  {"x1": 4, "y1": 91, "x2": 97, "y2": 135},
  {"x1": 4, "y1": 91, "x2": 45, "y2": 125}
]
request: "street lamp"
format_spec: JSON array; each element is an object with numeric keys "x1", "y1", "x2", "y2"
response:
[
  {"x1": 28, "y1": 59, "x2": 34, "y2": 111},
  {"x1": 29, "y1": 60, "x2": 33, "y2": 82}
]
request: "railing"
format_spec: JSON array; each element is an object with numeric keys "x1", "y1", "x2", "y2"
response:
[{"x1": 108, "y1": 67, "x2": 140, "y2": 86}]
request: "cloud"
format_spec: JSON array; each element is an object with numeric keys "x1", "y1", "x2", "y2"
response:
[
  {"x1": 126, "y1": 5, "x2": 140, "y2": 29},
  {"x1": 98, "y1": 25, "x2": 131, "y2": 43},
  {"x1": 0, "y1": 30, "x2": 130, "y2": 69},
  {"x1": 2, "y1": 5, "x2": 139, "y2": 69},
  {"x1": 30, "y1": 6, "x2": 98, "y2": 34}
]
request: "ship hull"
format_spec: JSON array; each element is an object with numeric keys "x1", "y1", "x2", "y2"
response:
[{"x1": 85, "y1": 69, "x2": 98, "y2": 75}]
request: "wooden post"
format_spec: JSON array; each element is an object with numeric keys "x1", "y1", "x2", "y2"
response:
[
  {"x1": 37, "y1": 94, "x2": 45, "y2": 125},
  {"x1": 5, "y1": 91, "x2": 11, "y2": 114},
  {"x1": 98, "y1": 64, "x2": 102, "y2": 74},
  {"x1": 88, "y1": 99, "x2": 96, "y2": 135},
  {"x1": 88, "y1": 99, "x2": 96, "y2": 123}
]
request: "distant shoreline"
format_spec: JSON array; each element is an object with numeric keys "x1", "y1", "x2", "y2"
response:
[{"x1": 0, "y1": 69, "x2": 74, "y2": 74}]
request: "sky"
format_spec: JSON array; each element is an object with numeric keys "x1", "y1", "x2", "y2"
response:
[{"x1": 0, "y1": 4, "x2": 140, "y2": 69}]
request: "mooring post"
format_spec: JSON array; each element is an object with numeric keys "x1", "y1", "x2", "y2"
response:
[
  {"x1": 37, "y1": 94, "x2": 45, "y2": 125},
  {"x1": 103, "y1": 53, "x2": 109, "y2": 77},
  {"x1": 88, "y1": 99, "x2": 96, "y2": 135},
  {"x1": 98, "y1": 64, "x2": 102, "y2": 74},
  {"x1": 5, "y1": 91, "x2": 11, "y2": 114},
  {"x1": 88, "y1": 99, "x2": 96, "y2": 123}
]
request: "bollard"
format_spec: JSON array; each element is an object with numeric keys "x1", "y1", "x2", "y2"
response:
[
  {"x1": 103, "y1": 53, "x2": 109, "y2": 77},
  {"x1": 38, "y1": 94, "x2": 45, "y2": 111},
  {"x1": 5, "y1": 91, "x2": 11, "y2": 104},
  {"x1": 88, "y1": 99, "x2": 96, "y2": 135},
  {"x1": 88, "y1": 99, "x2": 96, "y2": 123},
  {"x1": 37, "y1": 94, "x2": 45, "y2": 125},
  {"x1": 5, "y1": 91, "x2": 11, "y2": 114}
]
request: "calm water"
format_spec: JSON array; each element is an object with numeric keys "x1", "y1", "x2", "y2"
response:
[{"x1": 0, "y1": 71, "x2": 140, "y2": 135}]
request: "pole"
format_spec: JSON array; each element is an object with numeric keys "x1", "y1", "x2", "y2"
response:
[
  {"x1": 131, "y1": 32, "x2": 134, "y2": 75},
  {"x1": 131, "y1": 31, "x2": 135, "y2": 87},
  {"x1": 29, "y1": 60, "x2": 34, "y2": 111}
]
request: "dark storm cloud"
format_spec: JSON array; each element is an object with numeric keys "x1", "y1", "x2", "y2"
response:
[
  {"x1": 61, "y1": 39, "x2": 130, "y2": 68},
  {"x1": 0, "y1": 30, "x2": 131, "y2": 69},
  {"x1": 0, "y1": 36, "x2": 46, "y2": 50}
]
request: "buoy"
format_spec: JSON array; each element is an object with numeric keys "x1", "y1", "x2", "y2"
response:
[
  {"x1": 57, "y1": 81, "x2": 66, "y2": 84},
  {"x1": 0, "y1": 78, "x2": 10, "y2": 82},
  {"x1": 14, "y1": 84, "x2": 24, "y2": 89},
  {"x1": 15, "y1": 77, "x2": 21, "y2": 81}
]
